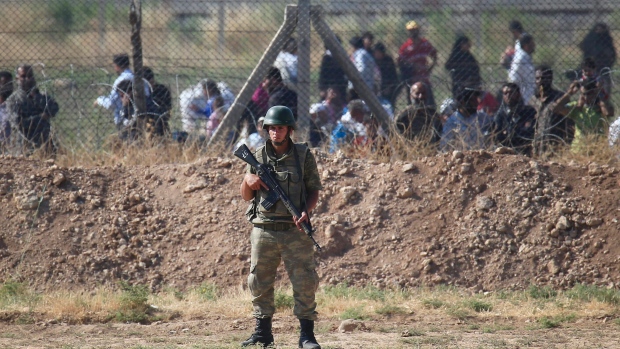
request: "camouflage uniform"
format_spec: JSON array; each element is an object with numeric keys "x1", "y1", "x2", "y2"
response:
[{"x1": 246, "y1": 140, "x2": 322, "y2": 320}]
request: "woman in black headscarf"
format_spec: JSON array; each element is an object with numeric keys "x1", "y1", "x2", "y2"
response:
[
  {"x1": 445, "y1": 34, "x2": 481, "y2": 98},
  {"x1": 579, "y1": 23, "x2": 616, "y2": 93}
]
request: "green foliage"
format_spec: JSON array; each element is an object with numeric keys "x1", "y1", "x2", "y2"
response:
[
  {"x1": 274, "y1": 290, "x2": 294, "y2": 310},
  {"x1": 566, "y1": 284, "x2": 620, "y2": 305},
  {"x1": 401, "y1": 328, "x2": 424, "y2": 337},
  {"x1": 527, "y1": 285, "x2": 557, "y2": 300},
  {"x1": 537, "y1": 313, "x2": 576, "y2": 329},
  {"x1": 465, "y1": 299, "x2": 493, "y2": 312},
  {"x1": 167, "y1": 16, "x2": 204, "y2": 45},
  {"x1": 0, "y1": 281, "x2": 39, "y2": 308},
  {"x1": 115, "y1": 281, "x2": 151, "y2": 323},
  {"x1": 322, "y1": 283, "x2": 386, "y2": 302},
  {"x1": 538, "y1": 316, "x2": 561, "y2": 329},
  {"x1": 445, "y1": 306, "x2": 471, "y2": 320},
  {"x1": 195, "y1": 283, "x2": 219, "y2": 301},
  {"x1": 339, "y1": 306, "x2": 370, "y2": 320},
  {"x1": 422, "y1": 298, "x2": 445, "y2": 309},
  {"x1": 47, "y1": 0, "x2": 95, "y2": 35},
  {"x1": 375, "y1": 304, "x2": 408, "y2": 316}
]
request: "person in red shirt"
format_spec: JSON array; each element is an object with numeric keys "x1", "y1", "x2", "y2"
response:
[{"x1": 398, "y1": 20, "x2": 437, "y2": 107}]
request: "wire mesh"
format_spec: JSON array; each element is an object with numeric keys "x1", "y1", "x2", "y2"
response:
[{"x1": 0, "y1": 0, "x2": 617, "y2": 155}]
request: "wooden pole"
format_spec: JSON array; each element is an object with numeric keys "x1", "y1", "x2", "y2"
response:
[
  {"x1": 310, "y1": 7, "x2": 392, "y2": 132},
  {"x1": 130, "y1": 0, "x2": 147, "y2": 134},
  {"x1": 207, "y1": 5, "x2": 298, "y2": 149},
  {"x1": 296, "y1": 0, "x2": 311, "y2": 142}
]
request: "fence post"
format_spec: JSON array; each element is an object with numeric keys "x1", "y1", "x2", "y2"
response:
[
  {"x1": 296, "y1": 0, "x2": 312, "y2": 142},
  {"x1": 98, "y1": 0, "x2": 106, "y2": 66},
  {"x1": 130, "y1": 0, "x2": 147, "y2": 134},
  {"x1": 207, "y1": 5, "x2": 298, "y2": 149},
  {"x1": 218, "y1": 0, "x2": 226, "y2": 53},
  {"x1": 311, "y1": 6, "x2": 392, "y2": 132}
]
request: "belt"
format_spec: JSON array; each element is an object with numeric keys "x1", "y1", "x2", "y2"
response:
[{"x1": 255, "y1": 222, "x2": 297, "y2": 231}]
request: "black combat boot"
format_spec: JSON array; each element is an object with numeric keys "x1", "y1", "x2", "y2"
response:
[
  {"x1": 241, "y1": 317, "x2": 274, "y2": 347},
  {"x1": 298, "y1": 319, "x2": 321, "y2": 349}
]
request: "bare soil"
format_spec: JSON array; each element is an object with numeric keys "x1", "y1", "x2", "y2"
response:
[
  {"x1": 0, "y1": 150, "x2": 619, "y2": 347},
  {"x1": 1, "y1": 316, "x2": 619, "y2": 348}
]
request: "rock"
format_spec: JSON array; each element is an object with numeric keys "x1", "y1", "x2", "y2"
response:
[
  {"x1": 556, "y1": 216, "x2": 571, "y2": 230},
  {"x1": 475, "y1": 196, "x2": 494, "y2": 210},
  {"x1": 397, "y1": 187, "x2": 415, "y2": 199},
  {"x1": 90, "y1": 198, "x2": 102, "y2": 208},
  {"x1": 17, "y1": 195, "x2": 39, "y2": 210},
  {"x1": 460, "y1": 163, "x2": 472, "y2": 174},
  {"x1": 369, "y1": 205, "x2": 383, "y2": 217},
  {"x1": 338, "y1": 319, "x2": 365, "y2": 333},
  {"x1": 184, "y1": 179, "x2": 209, "y2": 193},
  {"x1": 547, "y1": 260, "x2": 561, "y2": 275},
  {"x1": 548, "y1": 228, "x2": 559, "y2": 238},
  {"x1": 0, "y1": 184, "x2": 8, "y2": 195},
  {"x1": 52, "y1": 172, "x2": 66, "y2": 187},
  {"x1": 215, "y1": 174, "x2": 227, "y2": 185},
  {"x1": 588, "y1": 163, "x2": 603, "y2": 176},
  {"x1": 495, "y1": 147, "x2": 516, "y2": 155},
  {"x1": 69, "y1": 192, "x2": 80, "y2": 202},
  {"x1": 586, "y1": 217, "x2": 603, "y2": 227},
  {"x1": 337, "y1": 168, "x2": 350, "y2": 176},
  {"x1": 339, "y1": 186, "x2": 357, "y2": 201},
  {"x1": 324, "y1": 224, "x2": 340, "y2": 240},
  {"x1": 136, "y1": 204, "x2": 147, "y2": 214},
  {"x1": 452, "y1": 150, "x2": 464, "y2": 160},
  {"x1": 402, "y1": 163, "x2": 416, "y2": 173}
]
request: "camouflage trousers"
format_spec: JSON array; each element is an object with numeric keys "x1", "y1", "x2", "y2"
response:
[{"x1": 248, "y1": 225, "x2": 319, "y2": 320}]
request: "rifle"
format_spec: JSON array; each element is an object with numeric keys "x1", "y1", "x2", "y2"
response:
[{"x1": 234, "y1": 144, "x2": 322, "y2": 251}]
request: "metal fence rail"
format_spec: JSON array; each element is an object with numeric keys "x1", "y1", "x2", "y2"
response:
[{"x1": 0, "y1": 0, "x2": 617, "y2": 153}]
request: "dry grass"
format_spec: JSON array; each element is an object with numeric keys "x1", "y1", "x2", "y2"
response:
[{"x1": 1, "y1": 282, "x2": 618, "y2": 326}]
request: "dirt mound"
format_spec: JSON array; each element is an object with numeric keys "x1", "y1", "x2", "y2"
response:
[{"x1": 0, "y1": 150, "x2": 618, "y2": 292}]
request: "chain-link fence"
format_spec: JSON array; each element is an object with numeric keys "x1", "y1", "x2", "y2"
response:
[{"x1": 0, "y1": 0, "x2": 618, "y2": 154}]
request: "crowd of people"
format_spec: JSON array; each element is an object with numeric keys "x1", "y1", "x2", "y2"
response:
[
  {"x1": 302, "y1": 20, "x2": 619, "y2": 156},
  {"x1": 1, "y1": 20, "x2": 618, "y2": 156}
]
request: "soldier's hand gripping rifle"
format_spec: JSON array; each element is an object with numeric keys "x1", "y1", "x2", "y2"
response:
[{"x1": 234, "y1": 144, "x2": 322, "y2": 251}]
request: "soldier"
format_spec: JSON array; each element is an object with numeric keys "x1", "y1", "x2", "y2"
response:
[{"x1": 239, "y1": 106, "x2": 323, "y2": 349}]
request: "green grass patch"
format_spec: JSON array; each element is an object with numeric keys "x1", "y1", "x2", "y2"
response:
[
  {"x1": 445, "y1": 307, "x2": 472, "y2": 320},
  {"x1": 195, "y1": 283, "x2": 219, "y2": 301},
  {"x1": 274, "y1": 290, "x2": 294, "y2": 310},
  {"x1": 527, "y1": 285, "x2": 558, "y2": 300},
  {"x1": 0, "y1": 281, "x2": 40, "y2": 308},
  {"x1": 322, "y1": 283, "x2": 387, "y2": 302},
  {"x1": 114, "y1": 281, "x2": 151, "y2": 323},
  {"x1": 565, "y1": 284, "x2": 620, "y2": 305},
  {"x1": 421, "y1": 298, "x2": 445, "y2": 309},
  {"x1": 401, "y1": 328, "x2": 425, "y2": 337},
  {"x1": 464, "y1": 299, "x2": 493, "y2": 312},
  {"x1": 375, "y1": 304, "x2": 408, "y2": 316},
  {"x1": 339, "y1": 306, "x2": 370, "y2": 320},
  {"x1": 537, "y1": 313, "x2": 577, "y2": 329}
]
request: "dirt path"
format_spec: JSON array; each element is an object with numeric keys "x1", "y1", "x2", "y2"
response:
[{"x1": 1, "y1": 316, "x2": 619, "y2": 348}]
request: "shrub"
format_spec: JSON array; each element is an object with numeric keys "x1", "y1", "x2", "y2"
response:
[
  {"x1": 115, "y1": 281, "x2": 150, "y2": 323},
  {"x1": 527, "y1": 285, "x2": 557, "y2": 300},
  {"x1": 196, "y1": 283, "x2": 219, "y2": 301},
  {"x1": 274, "y1": 290, "x2": 294, "y2": 310}
]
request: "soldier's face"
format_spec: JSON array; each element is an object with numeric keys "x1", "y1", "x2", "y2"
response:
[{"x1": 268, "y1": 125, "x2": 290, "y2": 146}]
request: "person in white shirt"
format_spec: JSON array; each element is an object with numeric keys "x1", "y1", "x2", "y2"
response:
[
  {"x1": 273, "y1": 38, "x2": 298, "y2": 92},
  {"x1": 94, "y1": 53, "x2": 150, "y2": 127},
  {"x1": 509, "y1": 34, "x2": 536, "y2": 105}
]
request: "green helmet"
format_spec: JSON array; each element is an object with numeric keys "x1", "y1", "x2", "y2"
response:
[{"x1": 262, "y1": 106, "x2": 296, "y2": 130}]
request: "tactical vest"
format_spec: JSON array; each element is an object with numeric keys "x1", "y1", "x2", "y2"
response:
[{"x1": 251, "y1": 142, "x2": 308, "y2": 223}]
